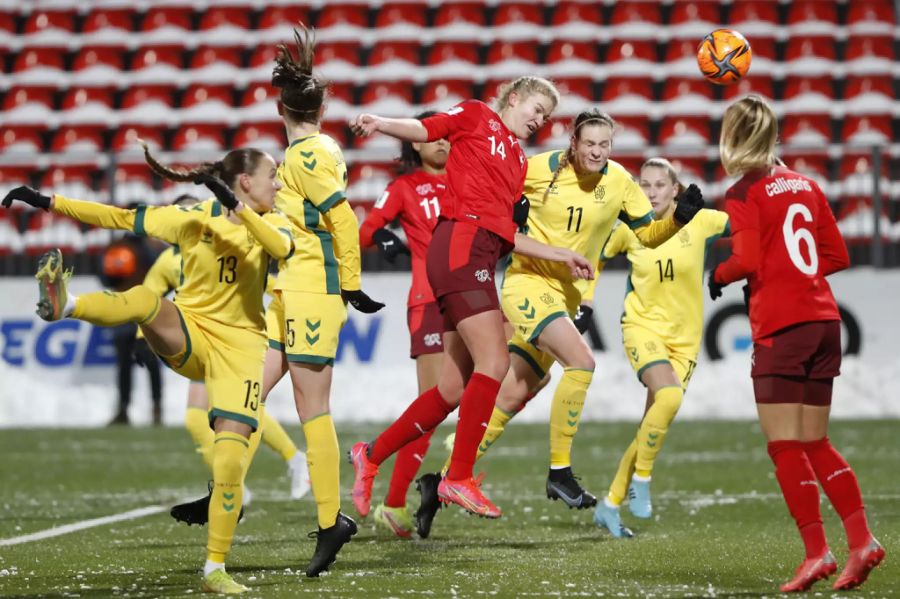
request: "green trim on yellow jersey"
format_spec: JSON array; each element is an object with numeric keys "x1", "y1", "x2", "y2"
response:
[
  {"x1": 317, "y1": 191, "x2": 345, "y2": 213},
  {"x1": 621, "y1": 209, "x2": 654, "y2": 229},
  {"x1": 637, "y1": 359, "x2": 671, "y2": 380},
  {"x1": 208, "y1": 408, "x2": 258, "y2": 431},
  {"x1": 278, "y1": 228, "x2": 295, "y2": 260},
  {"x1": 134, "y1": 204, "x2": 147, "y2": 236},
  {"x1": 211, "y1": 201, "x2": 222, "y2": 217},
  {"x1": 529, "y1": 311, "x2": 568, "y2": 345},
  {"x1": 509, "y1": 344, "x2": 547, "y2": 380},
  {"x1": 214, "y1": 435, "x2": 250, "y2": 448},
  {"x1": 286, "y1": 353, "x2": 335, "y2": 366},
  {"x1": 289, "y1": 134, "x2": 317, "y2": 148},
  {"x1": 268, "y1": 339, "x2": 285, "y2": 351},
  {"x1": 173, "y1": 307, "x2": 193, "y2": 368},
  {"x1": 303, "y1": 201, "x2": 341, "y2": 294}
]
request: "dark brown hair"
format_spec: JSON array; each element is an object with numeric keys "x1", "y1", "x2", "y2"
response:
[
  {"x1": 139, "y1": 140, "x2": 267, "y2": 188},
  {"x1": 398, "y1": 110, "x2": 438, "y2": 174},
  {"x1": 272, "y1": 24, "x2": 327, "y2": 125}
]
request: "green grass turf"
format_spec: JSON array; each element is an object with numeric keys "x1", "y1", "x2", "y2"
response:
[{"x1": 0, "y1": 421, "x2": 896, "y2": 598}]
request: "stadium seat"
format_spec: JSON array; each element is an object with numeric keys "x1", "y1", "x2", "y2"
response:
[
  {"x1": 844, "y1": 35, "x2": 895, "y2": 74},
  {"x1": 727, "y1": 0, "x2": 779, "y2": 32},
  {"x1": 420, "y1": 80, "x2": 473, "y2": 110},
  {"x1": 239, "y1": 80, "x2": 279, "y2": 121},
  {"x1": 347, "y1": 162, "x2": 393, "y2": 204},
  {"x1": 119, "y1": 84, "x2": 176, "y2": 124},
  {"x1": 198, "y1": 6, "x2": 250, "y2": 32},
  {"x1": 367, "y1": 41, "x2": 421, "y2": 73},
  {"x1": 842, "y1": 115, "x2": 892, "y2": 148},
  {"x1": 657, "y1": 116, "x2": 709, "y2": 149},
  {"x1": 786, "y1": 0, "x2": 838, "y2": 34},
  {"x1": 24, "y1": 209, "x2": 87, "y2": 255},
  {"x1": 82, "y1": 7, "x2": 134, "y2": 44},
  {"x1": 11, "y1": 46, "x2": 67, "y2": 85},
  {"x1": 256, "y1": 5, "x2": 312, "y2": 43},
  {"x1": 604, "y1": 40, "x2": 657, "y2": 76},
  {"x1": 780, "y1": 114, "x2": 832, "y2": 147},
  {"x1": 111, "y1": 124, "x2": 166, "y2": 154},
  {"x1": 491, "y1": 3, "x2": 544, "y2": 39},
  {"x1": 317, "y1": 3, "x2": 369, "y2": 42},
  {"x1": 360, "y1": 80, "x2": 415, "y2": 116},
  {"x1": 0, "y1": 210, "x2": 23, "y2": 256},
  {"x1": 609, "y1": 2, "x2": 661, "y2": 37},
  {"x1": 599, "y1": 76, "x2": 654, "y2": 115},
  {"x1": 531, "y1": 120, "x2": 571, "y2": 149},
  {"x1": 425, "y1": 42, "x2": 480, "y2": 79},
  {"x1": 375, "y1": 2, "x2": 428, "y2": 33},
  {"x1": 180, "y1": 83, "x2": 236, "y2": 123},
  {"x1": 781, "y1": 152, "x2": 831, "y2": 189},
  {"x1": 783, "y1": 36, "x2": 836, "y2": 76},
  {"x1": 545, "y1": 40, "x2": 599, "y2": 77},
  {"x1": 314, "y1": 41, "x2": 364, "y2": 81},
  {"x1": 130, "y1": 45, "x2": 185, "y2": 85},
  {"x1": 847, "y1": 0, "x2": 896, "y2": 34},
  {"x1": 189, "y1": 45, "x2": 244, "y2": 84},
  {"x1": 552, "y1": 77, "x2": 594, "y2": 118},
  {"x1": 23, "y1": 9, "x2": 76, "y2": 37},
  {"x1": 171, "y1": 123, "x2": 226, "y2": 152},
  {"x1": 667, "y1": 156, "x2": 707, "y2": 186},
  {"x1": 720, "y1": 74, "x2": 775, "y2": 102},
  {"x1": 71, "y1": 45, "x2": 126, "y2": 86},
  {"x1": 233, "y1": 121, "x2": 284, "y2": 156},
  {"x1": 609, "y1": 116, "x2": 650, "y2": 151},
  {"x1": 781, "y1": 77, "x2": 834, "y2": 114},
  {"x1": 140, "y1": 6, "x2": 193, "y2": 43},
  {"x1": 2, "y1": 85, "x2": 56, "y2": 124},
  {"x1": 660, "y1": 77, "x2": 714, "y2": 115},
  {"x1": 434, "y1": 3, "x2": 486, "y2": 36},
  {"x1": 41, "y1": 165, "x2": 100, "y2": 204},
  {"x1": 840, "y1": 152, "x2": 891, "y2": 198},
  {"x1": 550, "y1": 1, "x2": 603, "y2": 40},
  {"x1": 485, "y1": 40, "x2": 539, "y2": 79},
  {"x1": 59, "y1": 86, "x2": 116, "y2": 124},
  {"x1": 663, "y1": 38, "x2": 709, "y2": 77},
  {"x1": 0, "y1": 125, "x2": 45, "y2": 156},
  {"x1": 0, "y1": 165, "x2": 37, "y2": 204},
  {"x1": 843, "y1": 75, "x2": 895, "y2": 114},
  {"x1": 668, "y1": 2, "x2": 720, "y2": 36},
  {"x1": 50, "y1": 125, "x2": 107, "y2": 155},
  {"x1": 112, "y1": 164, "x2": 158, "y2": 206}
]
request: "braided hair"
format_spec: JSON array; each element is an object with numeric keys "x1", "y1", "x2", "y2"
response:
[
  {"x1": 397, "y1": 110, "x2": 438, "y2": 174},
  {"x1": 272, "y1": 24, "x2": 327, "y2": 125},
  {"x1": 139, "y1": 140, "x2": 267, "y2": 188},
  {"x1": 542, "y1": 110, "x2": 616, "y2": 203}
]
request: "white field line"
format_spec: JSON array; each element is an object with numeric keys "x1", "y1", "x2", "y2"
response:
[{"x1": 0, "y1": 505, "x2": 165, "y2": 547}]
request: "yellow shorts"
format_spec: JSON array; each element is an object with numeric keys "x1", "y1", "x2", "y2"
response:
[
  {"x1": 162, "y1": 308, "x2": 267, "y2": 429},
  {"x1": 502, "y1": 274, "x2": 578, "y2": 380},
  {"x1": 266, "y1": 290, "x2": 347, "y2": 366},
  {"x1": 622, "y1": 323, "x2": 697, "y2": 390}
]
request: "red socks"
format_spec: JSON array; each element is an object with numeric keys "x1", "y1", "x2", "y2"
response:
[
  {"x1": 803, "y1": 436, "x2": 871, "y2": 549},
  {"x1": 385, "y1": 429, "x2": 434, "y2": 508},
  {"x1": 370, "y1": 386, "x2": 453, "y2": 465},
  {"x1": 768, "y1": 440, "x2": 828, "y2": 558},
  {"x1": 447, "y1": 373, "x2": 501, "y2": 481}
]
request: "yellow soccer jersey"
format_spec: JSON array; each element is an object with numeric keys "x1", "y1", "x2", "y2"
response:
[
  {"x1": 143, "y1": 245, "x2": 182, "y2": 297},
  {"x1": 275, "y1": 132, "x2": 360, "y2": 295},
  {"x1": 601, "y1": 209, "x2": 730, "y2": 352},
  {"x1": 507, "y1": 151, "x2": 654, "y2": 301}
]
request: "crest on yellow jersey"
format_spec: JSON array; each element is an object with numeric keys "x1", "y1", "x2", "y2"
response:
[
  {"x1": 540, "y1": 292, "x2": 555, "y2": 305},
  {"x1": 678, "y1": 228, "x2": 691, "y2": 247},
  {"x1": 594, "y1": 185, "x2": 606, "y2": 202},
  {"x1": 200, "y1": 228, "x2": 214, "y2": 244}
]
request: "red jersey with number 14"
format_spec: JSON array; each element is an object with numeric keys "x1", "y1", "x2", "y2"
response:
[
  {"x1": 360, "y1": 171, "x2": 448, "y2": 307},
  {"x1": 721, "y1": 166, "x2": 848, "y2": 341},
  {"x1": 421, "y1": 100, "x2": 526, "y2": 244}
]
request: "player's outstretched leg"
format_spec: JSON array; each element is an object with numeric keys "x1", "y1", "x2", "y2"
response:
[
  {"x1": 305, "y1": 512, "x2": 358, "y2": 577},
  {"x1": 35, "y1": 248, "x2": 72, "y2": 321},
  {"x1": 592, "y1": 499, "x2": 634, "y2": 539},
  {"x1": 414, "y1": 472, "x2": 442, "y2": 538}
]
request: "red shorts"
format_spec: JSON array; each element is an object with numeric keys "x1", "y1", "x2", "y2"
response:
[
  {"x1": 751, "y1": 320, "x2": 841, "y2": 380},
  {"x1": 426, "y1": 219, "x2": 512, "y2": 330},
  {"x1": 408, "y1": 302, "x2": 444, "y2": 358}
]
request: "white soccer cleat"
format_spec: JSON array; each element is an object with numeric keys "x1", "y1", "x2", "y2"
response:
[{"x1": 288, "y1": 450, "x2": 311, "y2": 499}]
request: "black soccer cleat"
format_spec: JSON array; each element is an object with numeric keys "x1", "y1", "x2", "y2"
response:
[
  {"x1": 170, "y1": 483, "x2": 244, "y2": 526},
  {"x1": 306, "y1": 512, "x2": 358, "y2": 577},
  {"x1": 546, "y1": 467, "x2": 597, "y2": 509},
  {"x1": 414, "y1": 472, "x2": 442, "y2": 539}
]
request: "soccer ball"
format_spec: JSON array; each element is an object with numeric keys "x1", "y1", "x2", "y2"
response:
[{"x1": 697, "y1": 29, "x2": 752, "y2": 85}]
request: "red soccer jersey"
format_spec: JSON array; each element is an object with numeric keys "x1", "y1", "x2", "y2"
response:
[
  {"x1": 421, "y1": 100, "x2": 526, "y2": 244},
  {"x1": 718, "y1": 166, "x2": 849, "y2": 340},
  {"x1": 360, "y1": 171, "x2": 449, "y2": 307}
]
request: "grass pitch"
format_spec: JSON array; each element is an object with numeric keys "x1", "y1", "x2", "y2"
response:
[{"x1": 1, "y1": 421, "x2": 896, "y2": 598}]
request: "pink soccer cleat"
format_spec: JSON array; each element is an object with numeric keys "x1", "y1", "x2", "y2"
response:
[
  {"x1": 348, "y1": 442, "x2": 378, "y2": 517},
  {"x1": 437, "y1": 475, "x2": 501, "y2": 519},
  {"x1": 833, "y1": 537, "x2": 885, "y2": 591},
  {"x1": 779, "y1": 551, "x2": 837, "y2": 593}
]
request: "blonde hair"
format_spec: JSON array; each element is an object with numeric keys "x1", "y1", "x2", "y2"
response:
[
  {"x1": 719, "y1": 95, "x2": 778, "y2": 177},
  {"x1": 493, "y1": 76, "x2": 560, "y2": 114},
  {"x1": 641, "y1": 157, "x2": 685, "y2": 196},
  {"x1": 543, "y1": 110, "x2": 616, "y2": 203}
]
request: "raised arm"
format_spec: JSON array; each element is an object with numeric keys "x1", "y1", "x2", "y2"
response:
[{"x1": 349, "y1": 115, "x2": 428, "y2": 142}]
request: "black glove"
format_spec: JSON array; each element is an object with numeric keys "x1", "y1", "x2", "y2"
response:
[
  {"x1": 341, "y1": 289, "x2": 385, "y2": 313},
  {"x1": 742, "y1": 283, "x2": 751, "y2": 314},
  {"x1": 195, "y1": 173, "x2": 239, "y2": 210},
  {"x1": 2, "y1": 185, "x2": 52, "y2": 211},
  {"x1": 372, "y1": 228, "x2": 410, "y2": 263},
  {"x1": 673, "y1": 184, "x2": 704, "y2": 226},
  {"x1": 708, "y1": 268, "x2": 725, "y2": 301},
  {"x1": 132, "y1": 338, "x2": 159, "y2": 368},
  {"x1": 512, "y1": 195, "x2": 530, "y2": 229},
  {"x1": 572, "y1": 304, "x2": 593, "y2": 335}
]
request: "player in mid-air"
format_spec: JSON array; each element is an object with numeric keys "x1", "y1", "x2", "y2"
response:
[
  {"x1": 2, "y1": 146, "x2": 294, "y2": 595},
  {"x1": 348, "y1": 76, "x2": 596, "y2": 521},
  {"x1": 358, "y1": 111, "x2": 450, "y2": 538},
  {"x1": 430, "y1": 115, "x2": 703, "y2": 521},
  {"x1": 592, "y1": 157, "x2": 728, "y2": 538},
  {"x1": 708, "y1": 95, "x2": 884, "y2": 592}
]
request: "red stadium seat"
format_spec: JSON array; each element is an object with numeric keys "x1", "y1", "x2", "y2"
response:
[
  {"x1": 663, "y1": 38, "x2": 707, "y2": 76},
  {"x1": 111, "y1": 124, "x2": 166, "y2": 154},
  {"x1": 140, "y1": 6, "x2": 193, "y2": 34},
  {"x1": 531, "y1": 120, "x2": 571, "y2": 148},
  {"x1": 780, "y1": 114, "x2": 832, "y2": 147},
  {"x1": 492, "y1": 3, "x2": 544, "y2": 37},
  {"x1": 12, "y1": 46, "x2": 66, "y2": 79},
  {"x1": 545, "y1": 41, "x2": 599, "y2": 76},
  {"x1": 844, "y1": 35, "x2": 895, "y2": 73},
  {"x1": 784, "y1": 36, "x2": 836, "y2": 62},
  {"x1": 181, "y1": 83, "x2": 234, "y2": 112},
  {"x1": 660, "y1": 77, "x2": 714, "y2": 114},
  {"x1": 83, "y1": 8, "x2": 133, "y2": 32},
  {"x1": 248, "y1": 44, "x2": 279, "y2": 69},
  {"x1": 781, "y1": 153, "x2": 831, "y2": 184},
  {"x1": 657, "y1": 116, "x2": 709, "y2": 148},
  {"x1": 666, "y1": 156, "x2": 707, "y2": 183},
  {"x1": 434, "y1": 3, "x2": 486, "y2": 28},
  {"x1": 112, "y1": 164, "x2": 157, "y2": 206},
  {"x1": 240, "y1": 81, "x2": 278, "y2": 107},
  {"x1": 425, "y1": 42, "x2": 480, "y2": 78},
  {"x1": 781, "y1": 77, "x2": 834, "y2": 113},
  {"x1": 728, "y1": 0, "x2": 779, "y2": 27},
  {"x1": 843, "y1": 76, "x2": 895, "y2": 113},
  {"x1": 315, "y1": 41, "x2": 363, "y2": 67},
  {"x1": 130, "y1": 45, "x2": 185, "y2": 73},
  {"x1": 421, "y1": 80, "x2": 473, "y2": 108},
  {"x1": 721, "y1": 74, "x2": 775, "y2": 102},
  {"x1": 258, "y1": 6, "x2": 311, "y2": 33},
  {"x1": 786, "y1": 1, "x2": 838, "y2": 27},
  {"x1": 847, "y1": 1, "x2": 895, "y2": 32},
  {"x1": 367, "y1": 41, "x2": 420, "y2": 68},
  {"x1": 50, "y1": 125, "x2": 106, "y2": 154},
  {"x1": 839, "y1": 152, "x2": 891, "y2": 198},
  {"x1": 233, "y1": 122, "x2": 285, "y2": 152},
  {"x1": 71, "y1": 45, "x2": 126, "y2": 85},
  {"x1": 551, "y1": 76, "x2": 594, "y2": 117},
  {"x1": 23, "y1": 10, "x2": 76, "y2": 34},
  {"x1": 198, "y1": 6, "x2": 250, "y2": 31},
  {"x1": 610, "y1": 116, "x2": 651, "y2": 150},
  {"x1": 347, "y1": 162, "x2": 394, "y2": 206},
  {"x1": 600, "y1": 76, "x2": 654, "y2": 115},
  {"x1": 317, "y1": 4, "x2": 369, "y2": 29},
  {"x1": 171, "y1": 124, "x2": 226, "y2": 152},
  {"x1": 0, "y1": 11, "x2": 15, "y2": 34},
  {"x1": 485, "y1": 41, "x2": 540, "y2": 77},
  {"x1": 669, "y1": 2, "x2": 720, "y2": 26},
  {"x1": 328, "y1": 81, "x2": 355, "y2": 105},
  {"x1": 605, "y1": 40, "x2": 656, "y2": 65},
  {"x1": 320, "y1": 120, "x2": 349, "y2": 147},
  {"x1": 120, "y1": 84, "x2": 176, "y2": 125},
  {"x1": 842, "y1": 115, "x2": 892, "y2": 147},
  {"x1": 360, "y1": 80, "x2": 415, "y2": 109},
  {"x1": 59, "y1": 86, "x2": 116, "y2": 123},
  {"x1": 551, "y1": 2, "x2": 603, "y2": 27},
  {"x1": 0, "y1": 125, "x2": 45, "y2": 155},
  {"x1": 24, "y1": 210, "x2": 87, "y2": 255},
  {"x1": 609, "y1": 2, "x2": 661, "y2": 34},
  {"x1": 190, "y1": 45, "x2": 243, "y2": 71},
  {"x1": 375, "y1": 3, "x2": 428, "y2": 29},
  {"x1": 2, "y1": 86, "x2": 56, "y2": 122}
]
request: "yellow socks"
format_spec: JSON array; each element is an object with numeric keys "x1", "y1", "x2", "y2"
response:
[
  {"x1": 608, "y1": 439, "x2": 637, "y2": 506},
  {"x1": 243, "y1": 421, "x2": 263, "y2": 482},
  {"x1": 207, "y1": 431, "x2": 248, "y2": 564},
  {"x1": 302, "y1": 413, "x2": 341, "y2": 529},
  {"x1": 441, "y1": 405, "x2": 514, "y2": 476},
  {"x1": 261, "y1": 412, "x2": 299, "y2": 462},
  {"x1": 634, "y1": 385, "x2": 683, "y2": 476},
  {"x1": 185, "y1": 407, "x2": 215, "y2": 473},
  {"x1": 72, "y1": 285, "x2": 161, "y2": 326},
  {"x1": 549, "y1": 368, "x2": 594, "y2": 468}
]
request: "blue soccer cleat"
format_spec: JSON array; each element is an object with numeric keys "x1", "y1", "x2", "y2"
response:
[
  {"x1": 628, "y1": 478, "x2": 652, "y2": 519},
  {"x1": 593, "y1": 500, "x2": 634, "y2": 539}
]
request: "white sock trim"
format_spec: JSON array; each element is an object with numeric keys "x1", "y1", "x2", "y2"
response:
[
  {"x1": 63, "y1": 293, "x2": 76, "y2": 318},
  {"x1": 204, "y1": 559, "x2": 225, "y2": 578},
  {"x1": 632, "y1": 473, "x2": 652, "y2": 483}
]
